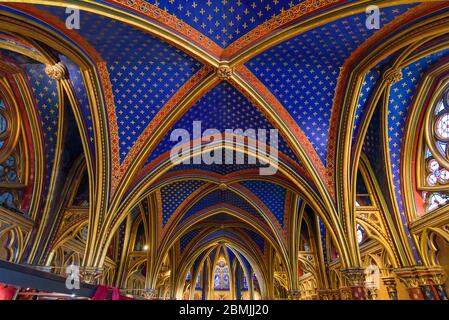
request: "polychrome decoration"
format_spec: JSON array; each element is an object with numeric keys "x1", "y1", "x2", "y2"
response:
[
  {"x1": 214, "y1": 259, "x2": 230, "y2": 291},
  {"x1": 0, "y1": 0, "x2": 449, "y2": 303}
]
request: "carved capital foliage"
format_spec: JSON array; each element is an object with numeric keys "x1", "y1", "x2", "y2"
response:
[
  {"x1": 216, "y1": 64, "x2": 233, "y2": 80},
  {"x1": 341, "y1": 268, "x2": 366, "y2": 287},
  {"x1": 395, "y1": 266, "x2": 447, "y2": 288},
  {"x1": 317, "y1": 289, "x2": 340, "y2": 300},
  {"x1": 45, "y1": 62, "x2": 67, "y2": 80},
  {"x1": 79, "y1": 267, "x2": 103, "y2": 285},
  {"x1": 339, "y1": 287, "x2": 353, "y2": 300}
]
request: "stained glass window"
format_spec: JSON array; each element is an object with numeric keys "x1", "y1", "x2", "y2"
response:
[
  {"x1": 357, "y1": 224, "x2": 365, "y2": 245},
  {"x1": 0, "y1": 96, "x2": 23, "y2": 212},
  {"x1": 133, "y1": 222, "x2": 145, "y2": 251},
  {"x1": 0, "y1": 113, "x2": 6, "y2": 135},
  {"x1": 214, "y1": 258, "x2": 230, "y2": 290},
  {"x1": 0, "y1": 156, "x2": 18, "y2": 183},
  {"x1": 0, "y1": 192, "x2": 15, "y2": 209},
  {"x1": 243, "y1": 274, "x2": 248, "y2": 290},
  {"x1": 252, "y1": 273, "x2": 259, "y2": 290},
  {"x1": 421, "y1": 88, "x2": 449, "y2": 214},
  {"x1": 0, "y1": 97, "x2": 8, "y2": 151},
  {"x1": 195, "y1": 273, "x2": 201, "y2": 289}
]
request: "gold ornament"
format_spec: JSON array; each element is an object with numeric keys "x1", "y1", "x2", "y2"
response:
[
  {"x1": 216, "y1": 65, "x2": 233, "y2": 80},
  {"x1": 384, "y1": 68, "x2": 403, "y2": 85},
  {"x1": 44, "y1": 62, "x2": 66, "y2": 80}
]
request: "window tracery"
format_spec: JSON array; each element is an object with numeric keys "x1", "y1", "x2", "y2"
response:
[
  {"x1": 214, "y1": 258, "x2": 230, "y2": 290},
  {"x1": 357, "y1": 224, "x2": 366, "y2": 245},
  {"x1": 0, "y1": 96, "x2": 24, "y2": 212},
  {"x1": 421, "y1": 89, "x2": 449, "y2": 214}
]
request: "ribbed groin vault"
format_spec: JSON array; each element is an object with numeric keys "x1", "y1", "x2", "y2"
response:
[{"x1": 0, "y1": 0, "x2": 449, "y2": 300}]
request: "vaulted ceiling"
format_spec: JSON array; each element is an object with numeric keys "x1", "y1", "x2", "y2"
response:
[{"x1": 2, "y1": 0, "x2": 449, "y2": 279}]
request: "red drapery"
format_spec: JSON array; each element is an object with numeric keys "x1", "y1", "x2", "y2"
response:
[
  {"x1": 0, "y1": 284, "x2": 17, "y2": 300},
  {"x1": 91, "y1": 286, "x2": 134, "y2": 300}
]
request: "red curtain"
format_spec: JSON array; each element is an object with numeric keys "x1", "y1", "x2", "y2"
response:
[
  {"x1": 91, "y1": 285, "x2": 134, "y2": 300},
  {"x1": 0, "y1": 284, "x2": 17, "y2": 300}
]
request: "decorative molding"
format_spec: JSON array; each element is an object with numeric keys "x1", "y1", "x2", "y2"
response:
[
  {"x1": 44, "y1": 63, "x2": 66, "y2": 80},
  {"x1": 395, "y1": 266, "x2": 447, "y2": 288},
  {"x1": 383, "y1": 68, "x2": 403, "y2": 85}
]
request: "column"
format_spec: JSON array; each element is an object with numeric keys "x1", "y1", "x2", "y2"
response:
[
  {"x1": 426, "y1": 268, "x2": 448, "y2": 300},
  {"x1": 381, "y1": 277, "x2": 398, "y2": 300},
  {"x1": 341, "y1": 268, "x2": 367, "y2": 300},
  {"x1": 79, "y1": 266, "x2": 102, "y2": 285},
  {"x1": 367, "y1": 287, "x2": 378, "y2": 300},
  {"x1": 236, "y1": 266, "x2": 242, "y2": 301}
]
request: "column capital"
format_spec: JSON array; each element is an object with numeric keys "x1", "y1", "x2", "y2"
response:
[
  {"x1": 340, "y1": 268, "x2": 366, "y2": 300},
  {"x1": 381, "y1": 276, "x2": 398, "y2": 300},
  {"x1": 317, "y1": 289, "x2": 339, "y2": 300},
  {"x1": 341, "y1": 268, "x2": 366, "y2": 287},
  {"x1": 395, "y1": 266, "x2": 446, "y2": 287},
  {"x1": 394, "y1": 266, "x2": 447, "y2": 300},
  {"x1": 143, "y1": 288, "x2": 158, "y2": 300},
  {"x1": 79, "y1": 267, "x2": 103, "y2": 285}
]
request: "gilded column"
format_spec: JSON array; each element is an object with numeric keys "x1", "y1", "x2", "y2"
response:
[
  {"x1": 341, "y1": 268, "x2": 367, "y2": 300},
  {"x1": 367, "y1": 287, "x2": 378, "y2": 300},
  {"x1": 381, "y1": 277, "x2": 398, "y2": 300}
]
